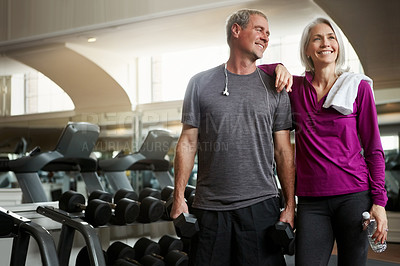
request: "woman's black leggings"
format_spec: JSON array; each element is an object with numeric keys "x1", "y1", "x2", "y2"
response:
[{"x1": 295, "y1": 191, "x2": 371, "y2": 266}]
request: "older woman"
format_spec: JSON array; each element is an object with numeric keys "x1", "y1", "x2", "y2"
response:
[{"x1": 259, "y1": 17, "x2": 388, "y2": 265}]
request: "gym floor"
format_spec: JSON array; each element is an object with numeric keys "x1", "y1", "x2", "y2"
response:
[
  {"x1": 285, "y1": 242, "x2": 400, "y2": 265},
  {"x1": 351, "y1": 242, "x2": 400, "y2": 265}
]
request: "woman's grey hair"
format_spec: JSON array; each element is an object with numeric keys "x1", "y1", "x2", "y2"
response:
[
  {"x1": 226, "y1": 9, "x2": 267, "y2": 45},
  {"x1": 300, "y1": 17, "x2": 348, "y2": 75}
]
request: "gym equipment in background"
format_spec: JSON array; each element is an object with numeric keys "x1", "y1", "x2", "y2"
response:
[
  {"x1": 36, "y1": 205, "x2": 107, "y2": 266},
  {"x1": 0, "y1": 206, "x2": 59, "y2": 266},
  {"x1": 99, "y1": 130, "x2": 174, "y2": 191},
  {"x1": 0, "y1": 122, "x2": 104, "y2": 203}
]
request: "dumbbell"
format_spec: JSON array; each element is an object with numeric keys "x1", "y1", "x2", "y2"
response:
[
  {"x1": 107, "y1": 236, "x2": 186, "y2": 266},
  {"x1": 90, "y1": 188, "x2": 163, "y2": 224},
  {"x1": 134, "y1": 237, "x2": 188, "y2": 266},
  {"x1": 106, "y1": 241, "x2": 138, "y2": 265},
  {"x1": 173, "y1": 213, "x2": 199, "y2": 239},
  {"x1": 159, "y1": 187, "x2": 175, "y2": 221},
  {"x1": 164, "y1": 250, "x2": 189, "y2": 266},
  {"x1": 112, "y1": 187, "x2": 163, "y2": 224},
  {"x1": 161, "y1": 185, "x2": 196, "y2": 221},
  {"x1": 58, "y1": 190, "x2": 112, "y2": 226},
  {"x1": 138, "y1": 187, "x2": 162, "y2": 202},
  {"x1": 267, "y1": 221, "x2": 295, "y2": 255},
  {"x1": 75, "y1": 246, "x2": 108, "y2": 266},
  {"x1": 88, "y1": 189, "x2": 140, "y2": 225},
  {"x1": 160, "y1": 186, "x2": 174, "y2": 202},
  {"x1": 114, "y1": 188, "x2": 163, "y2": 224},
  {"x1": 135, "y1": 188, "x2": 164, "y2": 223},
  {"x1": 160, "y1": 185, "x2": 196, "y2": 203},
  {"x1": 106, "y1": 237, "x2": 159, "y2": 265},
  {"x1": 158, "y1": 235, "x2": 184, "y2": 256},
  {"x1": 184, "y1": 185, "x2": 196, "y2": 201}
]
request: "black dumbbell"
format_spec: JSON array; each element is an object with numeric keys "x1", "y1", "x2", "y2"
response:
[
  {"x1": 107, "y1": 241, "x2": 138, "y2": 265},
  {"x1": 107, "y1": 242, "x2": 164, "y2": 266},
  {"x1": 88, "y1": 190, "x2": 140, "y2": 225},
  {"x1": 88, "y1": 188, "x2": 139, "y2": 202},
  {"x1": 135, "y1": 188, "x2": 165, "y2": 223},
  {"x1": 75, "y1": 246, "x2": 108, "y2": 266},
  {"x1": 160, "y1": 186, "x2": 174, "y2": 201},
  {"x1": 92, "y1": 188, "x2": 163, "y2": 224},
  {"x1": 160, "y1": 185, "x2": 196, "y2": 204},
  {"x1": 160, "y1": 187, "x2": 176, "y2": 221},
  {"x1": 58, "y1": 190, "x2": 112, "y2": 226},
  {"x1": 157, "y1": 235, "x2": 183, "y2": 257},
  {"x1": 89, "y1": 187, "x2": 163, "y2": 224},
  {"x1": 138, "y1": 187, "x2": 162, "y2": 202},
  {"x1": 267, "y1": 221, "x2": 295, "y2": 255},
  {"x1": 107, "y1": 236, "x2": 186, "y2": 266},
  {"x1": 109, "y1": 237, "x2": 163, "y2": 266},
  {"x1": 184, "y1": 186, "x2": 196, "y2": 201},
  {"x1": 114, "y1": 188, "x2": 139, "y2": 202},
  {"x1": 164, "y1": 250, "x2": 189, "y2": 266},
  {"x1": 161, "y1": 185, "x2": 196, "y2": 221},
  {"x1": 173, "y1": 213, "x2": 199, "y2": 239},
  {"x1": 133, "y1": 237, "x2": 162, "y2": 260},
  {"x1": 134, "y1": 237, "x2": 188, "y2": 266}
]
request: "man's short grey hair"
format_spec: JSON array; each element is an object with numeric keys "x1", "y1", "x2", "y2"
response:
[
  {"x1": 226, "y1": 9, "x2": 267, "y2": 45},
  {"x1": 300, "y1": 17, "x2": 348, "y2": 75}
]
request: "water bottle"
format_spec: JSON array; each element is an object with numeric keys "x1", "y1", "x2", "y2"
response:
[{"x1": 362, "y1": 211, "x2": 387, "y2": 253}]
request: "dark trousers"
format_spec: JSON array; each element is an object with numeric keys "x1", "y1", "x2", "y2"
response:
[
  {"x1": 295, "y1": 191, "x2": 371, "y2": 266},
  {"x1": 189, "y1": 197, "x2": 286, "y2": 266}
]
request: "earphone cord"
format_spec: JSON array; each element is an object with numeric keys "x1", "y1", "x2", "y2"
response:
[
  {"x1": 223, "y1": 63, "x2": 268, "y2": 96},
  {"x1": 223, "y1": 63, "x2": 229, "y2": 96}
]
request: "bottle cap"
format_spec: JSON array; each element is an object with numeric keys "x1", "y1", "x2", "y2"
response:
[{"x1": 362, "y1": 211, "x2": 370, "y2": 220}]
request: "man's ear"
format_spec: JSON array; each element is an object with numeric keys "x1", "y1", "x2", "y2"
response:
[{"x1": 231, "y1": 23, "x2": 241, "y2": 38}]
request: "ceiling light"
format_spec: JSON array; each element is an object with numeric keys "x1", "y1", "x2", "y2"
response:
[{"x1": 87, "y1": 37, "x2": 97, "y2": 43}]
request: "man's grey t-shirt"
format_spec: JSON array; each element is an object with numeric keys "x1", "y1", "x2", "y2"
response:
[{"x1": 182, "y1": 64, "x2": 292, "y2": 211}]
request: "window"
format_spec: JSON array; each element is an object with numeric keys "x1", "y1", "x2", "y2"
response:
[
  {"x1": 10, "y1": 71, "x2": 74, "y2": 115},
  {"x1": 382, "y1": 135, "x2": 399, "y2": 153}
]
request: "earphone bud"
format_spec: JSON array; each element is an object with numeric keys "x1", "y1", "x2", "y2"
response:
[{"x1": 222, "y1": 86, "x2": 229, "y2": 96}]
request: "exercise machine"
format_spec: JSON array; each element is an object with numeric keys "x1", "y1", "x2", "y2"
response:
[
  {"x1": 99, "y1": 129, "x2": 175, "y2": 191},
  {"x1": 0, "y1": 122, "x2": 103, "y2": 202}
]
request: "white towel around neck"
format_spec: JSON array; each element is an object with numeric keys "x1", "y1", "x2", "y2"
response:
[{"x1": 323, "y1": 72, "x2": 373, "y2": 115}]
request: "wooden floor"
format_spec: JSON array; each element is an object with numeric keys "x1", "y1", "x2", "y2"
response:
[
  {"x1": 332, "y1": 242, "x2": 400, "y2": 264},
  {"x1": 367, "y1": 242, "x2": 400, "y2": 264}
]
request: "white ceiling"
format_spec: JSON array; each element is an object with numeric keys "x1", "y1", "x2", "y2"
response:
[{"x1": 0, "y1": 1, "x2": 327, "y2": 57}]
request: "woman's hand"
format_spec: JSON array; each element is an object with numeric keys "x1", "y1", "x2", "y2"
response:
[
  {"x1": 275, "y1": 64, "x2": 293, "y2": 93},
  {"x1": 370, "y1": 204, "x2": 388, "y2": 244}
]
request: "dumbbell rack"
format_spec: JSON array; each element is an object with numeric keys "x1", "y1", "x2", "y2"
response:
[
  {"x1": 36, "y1": 205, "x2": 107, "y2": 266},
  {"x1": 0, "y1": 194, "x2": 177, "y2": 266},
  {"x1": 0, "y1": 206, "x2": 59, "y2": 266}
]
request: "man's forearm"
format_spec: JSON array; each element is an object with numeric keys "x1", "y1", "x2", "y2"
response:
[
  {"x1": 276, "y1": 151, "x2": 296, "y2": 209},
  {"x1": 274, "y1": 131, "x2": 296, "y2": 209},
  {"x1": 173, "y1": 142, "x2": 196, "y2": 200},
  {"x1": 170, "y1": 125, "x2": 198, "y2": 219}
]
